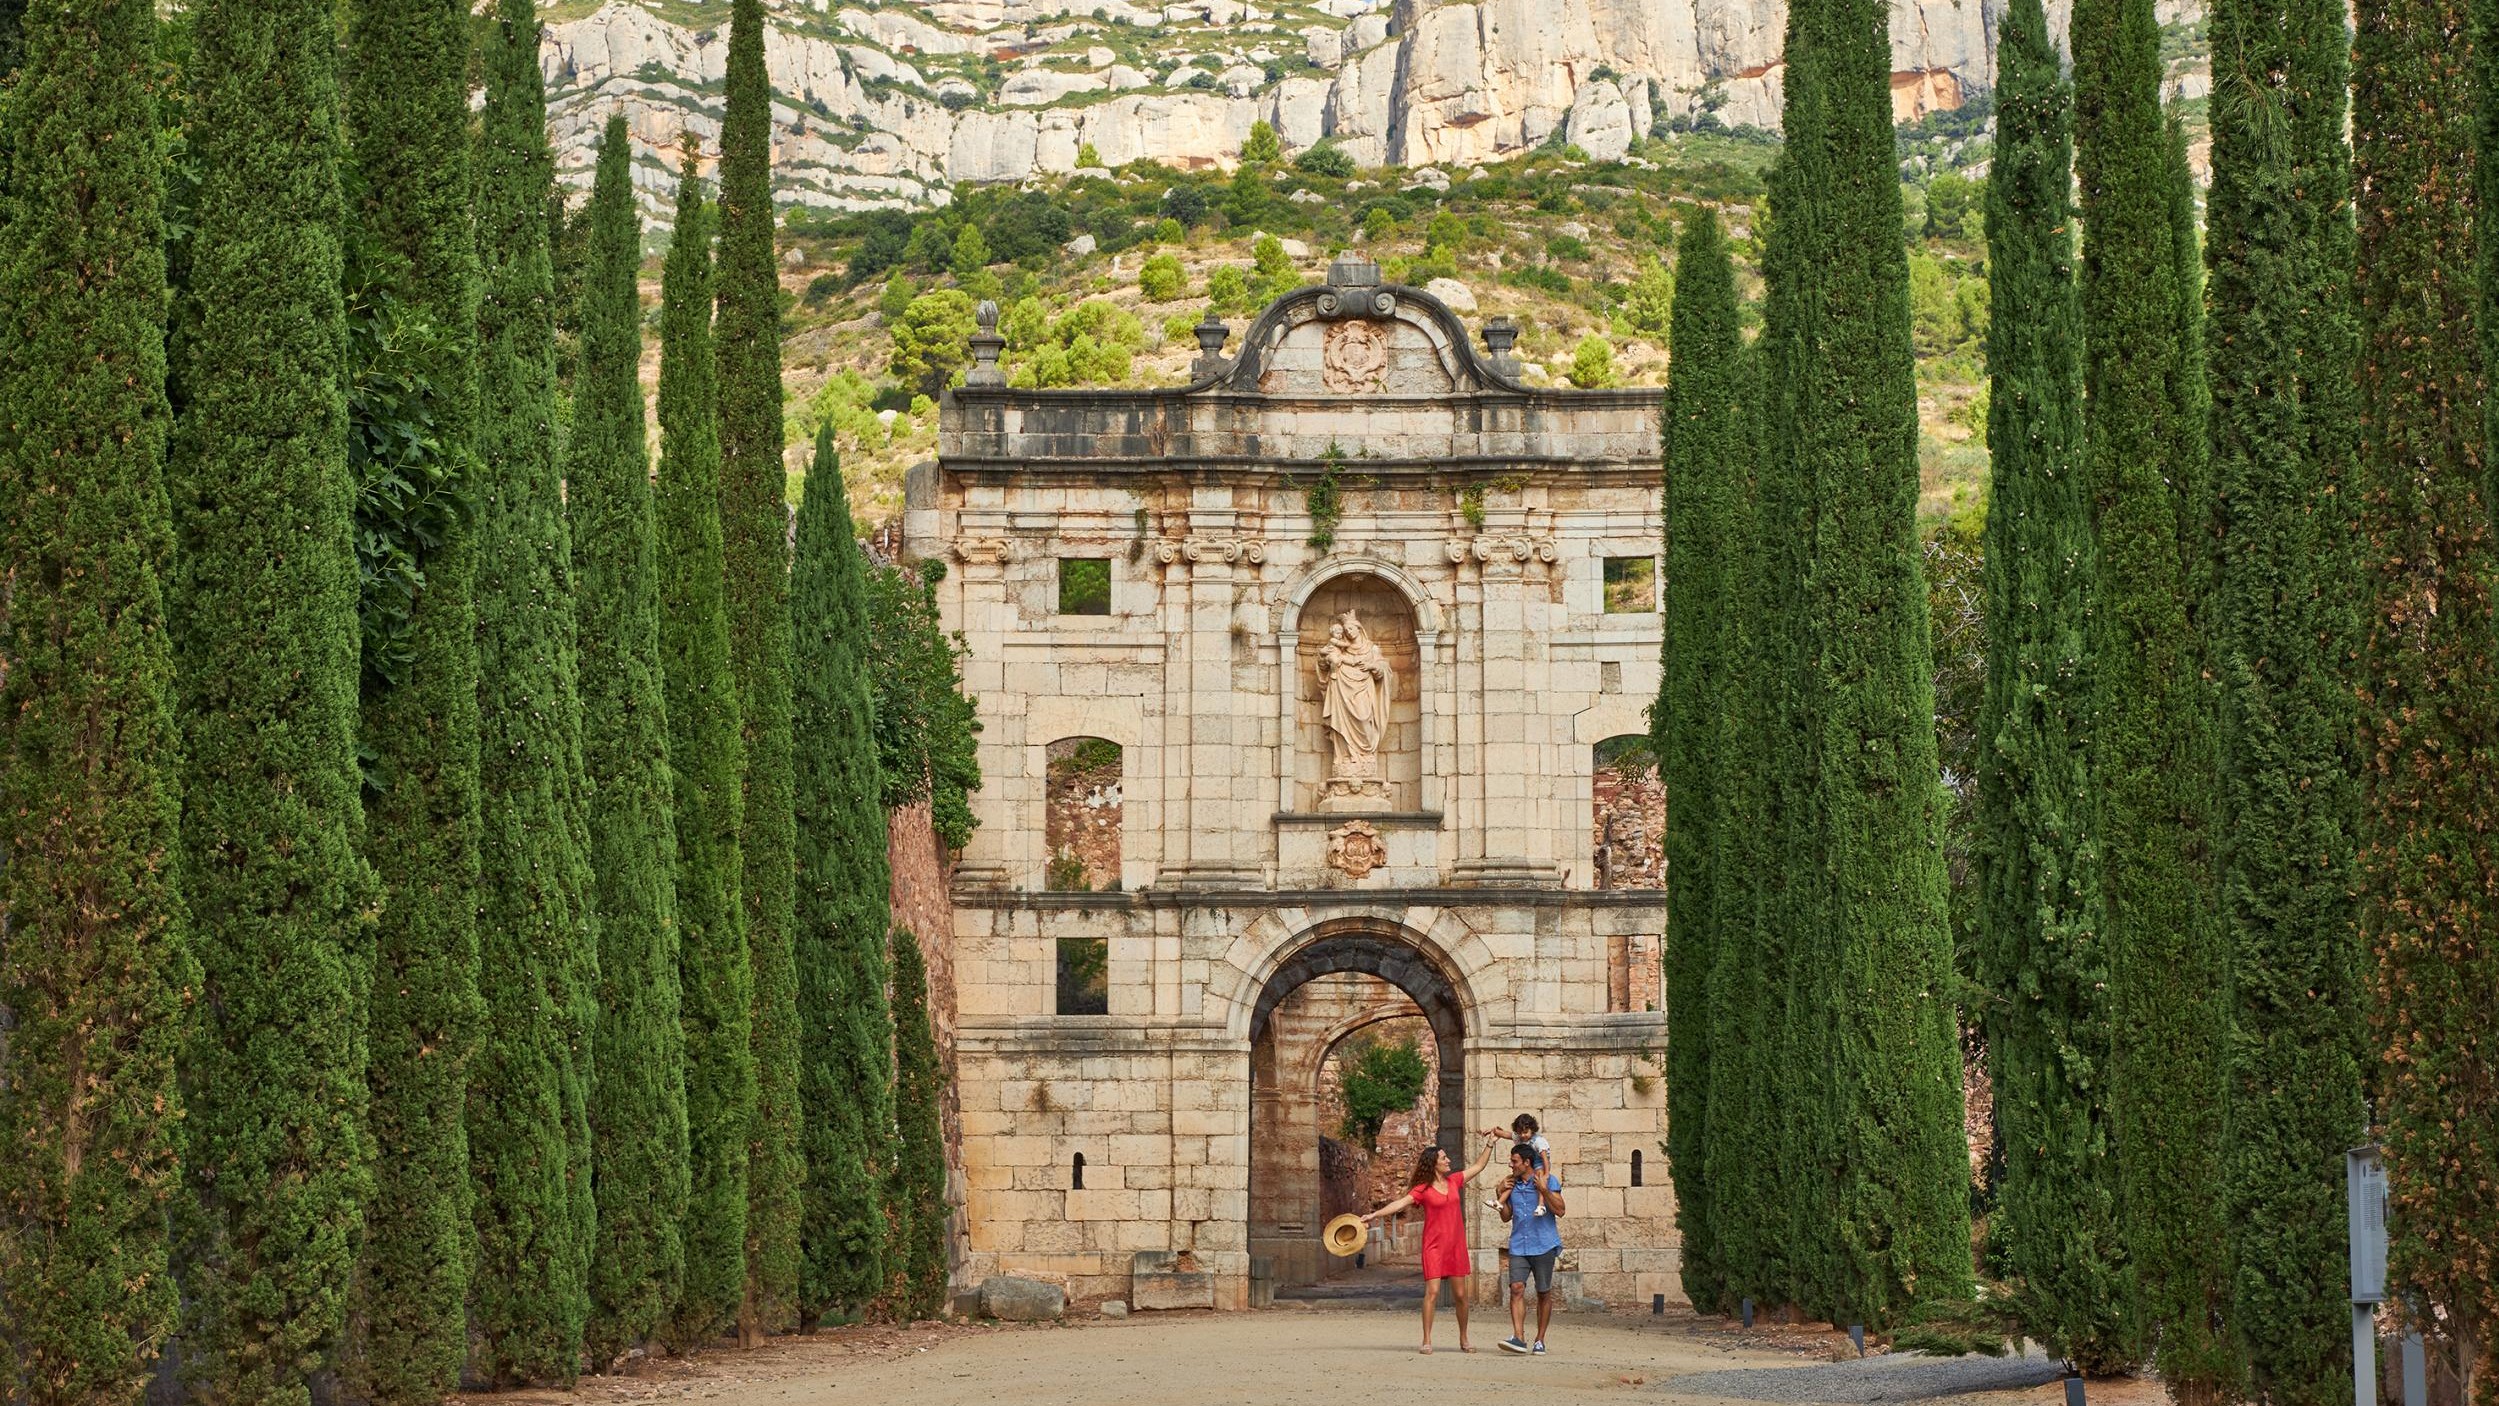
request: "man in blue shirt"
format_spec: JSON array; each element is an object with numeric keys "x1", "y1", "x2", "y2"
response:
[{"x1": 1495, "y1": 1142, "x2": 1566, "y2": 1354}]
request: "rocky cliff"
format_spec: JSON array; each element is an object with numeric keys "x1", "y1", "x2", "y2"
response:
[{"x1": 543, "y1": 0, "x2": 2182, "y2": 218}]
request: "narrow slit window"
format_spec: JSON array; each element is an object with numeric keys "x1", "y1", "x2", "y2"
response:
[
  {"x1": 1603, "y1": 556, "x2": 1657, "y2": 612},
  {"x1": 1071, "y1": 1152, "x2": 1086, "y2": 1190},
  {"x1": 1631, "y1": 1149, "x2": 1644, "y2": 1187},
  {"x1": 1058, "y1": 557, "x2": 1111, "y2": 615}
]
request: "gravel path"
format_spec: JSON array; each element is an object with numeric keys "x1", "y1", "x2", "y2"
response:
[{"x1": 1663, "y1": 1350, "x2": 2068, "y2": 1403}]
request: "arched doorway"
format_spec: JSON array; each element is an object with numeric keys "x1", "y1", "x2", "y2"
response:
[{"x1": 1247, "y1": 924, "x2": 1469, "y2": 1298}]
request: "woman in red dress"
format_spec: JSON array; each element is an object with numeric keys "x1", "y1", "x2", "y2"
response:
[{"x1": 1360, "y1": 1130, "x2": 1505, "y2": 1353}]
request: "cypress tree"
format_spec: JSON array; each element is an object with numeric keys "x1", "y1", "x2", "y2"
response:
[
  {"x1": 717, "y1": 0, "x2": 803, "y2": 1338},
  {"x1": 790, "y1": 430, "x2": 896, "y2": 1322},
  {"x1": 2205, "y1": 0, "x2": 2367, "y2": 1388},
  {"x1": 342, "y1": 0, "x2": 486, "y2": 1395},
  {"x1": 1658, "y1": 206, "x2": 1750, "y2": 1317},
  {"x1": 573, "y1": 115, "x2": 692, "y2": 1363},
  {"x1": 2351, "y1": 0, "x2": 2499, "y2": 1390},
  {"x1": 1973, "y1": 0, "x2": 2129, "y2": 1367},
  {"x1": 889, "y1": 928, "x2": 951, "y2": 1321},
  {"x1": 2071, "y1": 0, "x2": 2230, "y2": 1387},
  {"x1": 468, "y1": 0, "x2": 600, "y2": 1382},
  {"x1": 656, "y1": 145, "x2": 756, "y2": 1347},
  {"x1": 1758, "y1": 0, "x2": 1971, "y2": 1323},
  {"x1": 168, "y1": 1, "x2": 380, "y2": 1399},
  {"x1": 0, "y1": 2, "x2": 196, "y2": 1399}
]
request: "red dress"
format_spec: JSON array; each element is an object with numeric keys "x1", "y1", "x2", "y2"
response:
[{"x1": 1413, "y1": 1172, "x2": 1470, "y2": 1279}]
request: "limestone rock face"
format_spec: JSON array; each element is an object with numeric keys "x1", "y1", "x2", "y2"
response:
[{"x1": 542, "y1": 0, "x2": 2193, "y2": 219}]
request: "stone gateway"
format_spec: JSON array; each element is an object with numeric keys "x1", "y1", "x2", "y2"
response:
[{"x1": 910, "y1": 256, "x2": 1676, "y2": 1312}]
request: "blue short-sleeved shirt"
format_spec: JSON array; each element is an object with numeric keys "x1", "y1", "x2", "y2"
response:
[{"x1": 1505, "y1": 1172, "x2": 1563, "y2": 1256}]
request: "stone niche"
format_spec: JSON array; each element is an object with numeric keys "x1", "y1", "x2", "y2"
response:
[{"x1": 1292, "y1": 573, "x2": 1421, "y2": 813}]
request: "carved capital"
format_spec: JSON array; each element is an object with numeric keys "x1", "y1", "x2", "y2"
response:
[
  {"x1": 1447, "y1": 533, "x2": 1557, "y2": 564},
  {"x1": 1154, "y1": 536, "x2": 1266, "y2": 566},
  {"x1": 953, "y1": 536, "x2": 1016, "y2": 565}
]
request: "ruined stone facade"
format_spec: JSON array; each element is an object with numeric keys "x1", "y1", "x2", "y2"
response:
[{"x1": 908, "y1": 259, "x2": 1676, "y2": 1311}]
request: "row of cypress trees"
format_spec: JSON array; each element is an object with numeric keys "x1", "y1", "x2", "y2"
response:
[
  {"x1": 0, "y1": 0, "x2": 965, "y2": 1400},
  {"x1": 1663, "y1": 0, "x2": 2499, "y2": 1386}
]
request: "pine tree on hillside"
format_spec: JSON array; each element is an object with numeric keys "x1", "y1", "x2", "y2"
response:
[
  {"x1": 2351, "y1": 0, "x2": 2499, "y2": 1391},
  {"x1": 1758, "y1": 0, "x2": 1972, "y2": 1323},
  {"x1": 0, "y1": 4, "x2": 197, "y2": 1400},
  {"x1": 574, "y1": 115, "x2": 693, "y2": 1363},
  {"x1": 2205, "y1": 0, "x2": 2367, "y2": 1392},
  {"x1": 169, "y1": 2, "x2": 380, "y2": 1400},
  {"x1": 890, "y1": 928, "x2": 952, "y2": 1321},
  {"x1": 790, "y1": 429, "x2": 897, "y2": 1322},
  {"x1": 2071, "y1": 0, "x2": 2230, "y2": 1387},
  {"x1": 1658, "y1": 205, "x2": 1750, "y2": 1317},
  {"x1": 717, "y1": 0, "x2": 804, "y2": 1339},
  {"x1": 342, "y1": 0, "x2": 486, "y2": 1396},
  {"x1": 656, "y1": 145, "x2": 758, "y2": 1348},
  {"x1": 468, "y1": 0, "x2": 601, "y2": 1382},
  {"x1": 1972, "y1": 0, "x2": 2128, "y2": 1367}
]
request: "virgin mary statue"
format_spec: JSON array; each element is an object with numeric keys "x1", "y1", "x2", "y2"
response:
[{"x1": 1319, "y1": 610, "x2": 1390, "y2": 788}]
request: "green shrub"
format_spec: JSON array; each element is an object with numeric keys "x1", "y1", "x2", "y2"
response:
[
  {"x1": 1242, "y1": 118, "x2": 1281, "y2": 164},
  {"x1": 1293, "y1": 140, "x2": 1355, "y2": 177},
  {"x1": 1208, "y1": 263, "x2": 1252, "y2": 314},
  {"x1": 1139, "y1": 251, "x2": 1186, "y2": 301},
  {"x1": 1336, "y1": 1037, "x2": 1430, "y2": 1149},
  {"x1": 1567, "y1": 334, "x2": 1618, "y2": 387}
]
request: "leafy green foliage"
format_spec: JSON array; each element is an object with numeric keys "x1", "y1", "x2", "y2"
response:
[
  {"x1": 1139, "y1": 251, "x2": 1186, "y2": 301},
  {"x1": 1620, "y1": 257, "x2": 1673, "y2": 336},
  {"x1": 0, "y1": 2, "x2": 198, "y2": 1398},
  {"x1": 718, "y1": 0, "x2": 804, "y2": 1336},
  {"x1": 890, "y1": 288, "x2": 978, "y2": 395},
  {"x1": 170, "y1": 3, "x2": 381, "y2": 1400},
  {"x1": 889, "y1": 930, "x2": 952, "y2": 1318},
  {"x1": 468, "y1": 0, "x2": 599, "y2": 1380},
  {"x1": 863, "y1": 559, "x2": 984, "y2": 850},
  {"x1": 790, "y1": 432, "x2": 896, "y2": 1322},
  {"x1": 341, "y1": 0, "x2": 487, "y2": 1391},
  {"x1": 1567, "y1": 334, "x2": 1617, "y2": 387},
  {"x1": 1922, "y1": 171, "x2": 1981, "y2": 240},
  {"x1": 1659, "y1": 207, "x2": 1753, "y2": 1316},
  {"x1": 1293, "y1": 140, "x2": 1354, "y2": 178},
  {"x1": 1242, "y1": 118, "x2": 1281, "y2": 164},
  {"x1": 653, "y1": 150, "x2": 755, "y2": 1347},
  {"x1": 2351, "y1": 0, "x2": 2499, "y2": 1378},
  {"x1": 1972, "y1": 0, "x2": 2129, "y2": 1367},
  {"x1": 1336, "y1": 1037, "x2": 1430, "y2": 1149},
  {"x1": 572, "y1": 118, "x2": 691, "y2": 1362},
  {"x1": 1208, "y1": 262, "x2": 1252, "y2": 314}
]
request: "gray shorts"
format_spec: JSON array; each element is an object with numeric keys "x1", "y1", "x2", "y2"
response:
[{"x1": 1507, "y1": 1248, "x2": 1558, "y2": 1293}]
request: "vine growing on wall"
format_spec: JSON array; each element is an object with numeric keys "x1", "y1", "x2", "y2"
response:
[{"x1": 1304, "y1": 445, "x2": 1347, "y2": 549}]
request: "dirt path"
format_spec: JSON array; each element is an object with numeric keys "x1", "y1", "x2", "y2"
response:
[{"x1": 461, "y1": 1307, "x2": 2166, "y2": 1406}]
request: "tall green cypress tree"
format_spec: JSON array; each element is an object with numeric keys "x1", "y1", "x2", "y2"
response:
[
  {"x1": 1758, "y1": 0, "x2": 1971, "y2": 1323},
  {"x1": 717, "y1": 0, "x2": 803, "y2": 1339},
  {"x1": 468, "y1": 0, "x2": 600, "y2": 1382},
  {"x1": 168, "y1": 2, "x2": 380, "y2": 1399},
  {"x1": 573, "y1": 115, "x2": 693, "y2": 1363},
  {"x1": 2205, "y1": 0, "x2": 2367, "y2": 1390},
  {"x1": 2072, "y1": 0, "x2": 2230, "y2": 1389},
  {"x1": 889, "y1": 928, "x2": 951, "y2": 1321},
  {"x1": 656, "y1": 145, "x2": 757, "y2": 1347},
  {"x1": 789, "y1": 430, "x2": 896, "y2": 1322},
  {"x1": 342, "y1": 0, "x2": 485, "y2": 1396},
  {"x1": 2351, "y1": 0, "x2": 2499, "y2": 1392},
  {"x1": 0, "y1": 3, "x2": 197, "y2": 1400},
  {"x1": 1973, "y1": 0, "x2": 2129, "y2": 1367},
  {"x1": 1658, "y1": 206, "x2": 1750, "y2": 1317}
]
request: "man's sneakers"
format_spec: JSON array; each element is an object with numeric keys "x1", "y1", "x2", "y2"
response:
[
  {"x1": 1532, "y1": 1342, "x2": 1547, "y2": 1355},
  {"x1": 1498, "y1": 1337, "x2": 1530, "y2": 1354}
]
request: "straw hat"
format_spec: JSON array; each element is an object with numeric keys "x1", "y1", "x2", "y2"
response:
[{"x1": 1323, "y1": 1213, "x2": 1368, "y2": 1258}]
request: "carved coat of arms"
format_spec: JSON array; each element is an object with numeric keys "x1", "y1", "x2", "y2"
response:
[
  {"x1": 1327, "y1": 821, "x2": 1389, "y2": 879},
  {"x1": 1321, "y1": 320, "x2": 1389, "y2": 393}
]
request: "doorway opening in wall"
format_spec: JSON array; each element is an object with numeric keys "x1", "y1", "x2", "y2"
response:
[{"x1": 1247, "y1": 924, "x2": 1468, "y2": 1304}]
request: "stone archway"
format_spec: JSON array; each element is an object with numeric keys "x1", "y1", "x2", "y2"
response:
[{"x1": 1247, "y1": 924, "x2": 1469, "y2": 1294}]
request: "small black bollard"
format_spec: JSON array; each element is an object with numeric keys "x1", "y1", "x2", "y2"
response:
[
  {"x1": 1741, "y1": 1298, "x2": 1755, "y2": 1328},
  {"x1": 1848, "y1": 1324, "x2": 1865, "y2": 1356},
  {"x1": 2065, "y1": 1375, "x2": 2088, "y2": 1406},
  {"x1": 1653, "y1": 1294, "x2": 1666, "y2": 1316}
]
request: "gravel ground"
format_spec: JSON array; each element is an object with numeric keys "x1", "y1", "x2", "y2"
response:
[{"x1": 1661, "y1": 1350, "x2": 2069, "y2": 1403}]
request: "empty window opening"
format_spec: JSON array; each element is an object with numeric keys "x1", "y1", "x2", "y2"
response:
[
  {"x1": 1044, "y1": 738, "x2": 1123, "y2": 892},
  {"x1": 1606, "y1": 933, "x2": 1662, "y2": 1012},
  {"x1": 1072, "y1": 1152, "x2": 1086, "y2": 1190},
  {"x1": 1056, "y1": 936, "x2": 1109, "y2": 1016},
  {"x1": 1603, "y1": 556, "x2": 1657, "y2": 613},
  {"x1": 1593, "y1": 736, "x2": 1666, "y2": 890},
  {"x1": 1058, "y1": 557, "x2": 1111, "y2": 615},
  {"x1": 1631, "y1": 1149, "x2": 1644, "y2": 1186}
]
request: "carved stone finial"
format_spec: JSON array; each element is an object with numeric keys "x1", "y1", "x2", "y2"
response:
[
  {"x1": 1191, "y1": 309, "x2": 1231, "y2": 379},
  {"x1": 1480, "y1": 315, "x2": 1522, "y2": 378},
  {"x1": 965, "y1": 298, "x2": 1006, "y2": 387}
]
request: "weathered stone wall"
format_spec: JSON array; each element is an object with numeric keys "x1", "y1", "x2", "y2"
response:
[
  {"x1": 917, "y1": 276, "x2": 1677, "y2": 1311},
  {"x1": 888, "y1": 800, "x2": 967, "y2": 1260}
]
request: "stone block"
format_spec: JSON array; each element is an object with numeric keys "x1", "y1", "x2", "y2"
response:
[
  {"x1": 1130, "y1": 1251, "x2": 1216, "y2": 1310},
  {"x1": 1100, "y1": 1299, "x2": 1130, "y2": 1318},
  {"x1": 979, "y1": 1275, "x2": 1067, "y2": 1322}
]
